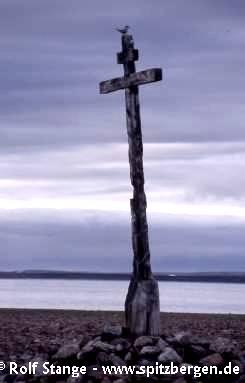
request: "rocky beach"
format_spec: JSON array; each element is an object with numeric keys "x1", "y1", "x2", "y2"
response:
[{"x1": 0, "y1": 309, "x2": 245, "y2": 382}]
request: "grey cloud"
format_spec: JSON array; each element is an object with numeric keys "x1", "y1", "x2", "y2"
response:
[
  {"x1": 1, "y1": 142, "x2": 245, "y2": 206},
  {"x1": 1, "y1": 0, "x2": 245, "y2": 271},
  {"x1": 1, "y1": 211, "x2": 245, "y2": 272},
  {"x1": 1, "y1": 0, "x2": 245, "y2": 153}
]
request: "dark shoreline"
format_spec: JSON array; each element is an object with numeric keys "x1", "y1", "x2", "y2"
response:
[
  {"x1": 1, "y1": 271, "x2": 245, "y2": 283},
  {"x1": 1, "y1": 307, "x2": 245, "y2": 317}
]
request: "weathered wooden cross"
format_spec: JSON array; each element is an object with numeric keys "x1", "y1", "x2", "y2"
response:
[{"x1": 99, "y1": 31, "x2": 162, "y2": 335}]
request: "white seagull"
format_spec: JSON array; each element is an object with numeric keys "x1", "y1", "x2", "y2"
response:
[{"x1": 116, "y1": 25, "x2": 130, "y2": 34}]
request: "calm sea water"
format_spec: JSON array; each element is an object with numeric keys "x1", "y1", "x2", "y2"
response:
[{"x1": 0, "y1": 279, "x2": 244, "y2": 314}]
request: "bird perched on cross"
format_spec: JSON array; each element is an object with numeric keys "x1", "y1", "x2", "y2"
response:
[{"x1": 116, "y1": 25, "x2": 130, "y2": 34}]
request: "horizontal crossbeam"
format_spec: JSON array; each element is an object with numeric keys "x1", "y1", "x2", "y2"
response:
[{"x1": 99, "y1": 68, "x2": 162, "y2": 94}]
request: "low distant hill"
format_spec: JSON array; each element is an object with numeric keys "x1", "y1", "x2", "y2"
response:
[{"x1": 0, "y1": 270, "x2": 245, "y2": 283}]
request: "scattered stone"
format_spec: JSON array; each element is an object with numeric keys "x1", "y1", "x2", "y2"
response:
[
  {"x1": 157, "y1": 337, "x2": 168, "y2": 351},
  {"x1": 134, "y1": 336, "x2": 154, "y2": 348},
  {"x1": 108, "y1": 353, "x2": 124, "y2": 366},
  {"x1": 166, "y1": 336, "x2": 175, "y2": 344},
  {"x1": 86, "y1": 365, "x2": 104, "y2": 381},
  {"x1": 30, "y1": 356, "x2": 46, "y2": 376},
  {"x1": 185, "y1": 344, "x2": 207, "y2": 362},
  {"x1": 67, "y1": 375, "x2": 84, "y2": 383},
  {"x1": 158, "y1": 347, "x2": 183, "y2": 364},
  {"x1": 77, "y1": 339, "x2": 114, "y2": 364},
  {"x1": 124, "y1": 351, "x2": 132, "y2": 363},
  {"x1": 199, "y1": 352, "x2": 224, "y2": 367},
  {"x1": 190, "y1": 335, "x2": 210, "y2": 347},
  {"x1": 20, "y1": 353, "x2": 33, "y2": 362},
  {"x1": 3, "y1": 323, "x2": 243, "y2": 383},
  {"x1": 210, "y1": 336, "x2": 240, "y2": 357},
  {"x1": 77, "y1": 340, "x2": 95, "y2": 361},
  {"x1": 115, "y1": 344, "x2": 126, "y2": 353},
  {"x1": 101, "y1": 378, "x2": 112, "y2": 383},
  {"x1": 139, "y1": 345, "x2": 160, "y2": 357},
  {"x1": 137, "y1": 358, "x2": 153, "y2": 367},
  {"x1": 103, "y1": 324, "x2": 122, "y2": 339},
  {"x1": 173, "y1": 331, "x2": 192, "y2": 346},
  {"x1": 37, "y1": 377, "x2": 50, "y2": 383},
  {"x1": 91, "y1": 340, "x2": 114, "y2": 353},
  {"x1": 179, "y1": 363, "x2": 196, "y2": 378},
  {"x1": 173, "y1": 378, "x2": 187, "y2": 383},
  {"x1": 85, "y1": 336, "x2": 101, "y2": 346},
  {"x1": 96, "y1": 351, "x2": 109, "y2": 364},
  {"x1": 53, "y1": 341, "x2": 80, "y2": 361},
  {"x1": 111, "y1": 338, "x2": 131, "y2": 353}
]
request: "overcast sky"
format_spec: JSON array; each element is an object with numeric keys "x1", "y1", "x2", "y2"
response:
[{"x1": 1, "y1": 0, "x2": 245, "y2": 272}]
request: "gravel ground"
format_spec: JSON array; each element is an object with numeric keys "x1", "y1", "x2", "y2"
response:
[{"x1": 0, "y1": 309, "x2": 244, "y2": 363}]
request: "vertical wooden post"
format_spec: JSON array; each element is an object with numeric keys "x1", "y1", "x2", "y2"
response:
[
  {"x1": 122, "y1": 35, "x2": 160, "y2": 336},
  {"x1": 99, "y1": 32, "x2": 162, "y2": 336}
]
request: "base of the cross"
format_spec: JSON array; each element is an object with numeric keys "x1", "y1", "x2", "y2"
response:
[{"x1": 125, "y1": 276, "x2": 160, "y2": 336}]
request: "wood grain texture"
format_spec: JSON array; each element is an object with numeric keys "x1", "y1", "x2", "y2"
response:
[
  {"x1": 99, "y1": 68, "x2": 162, "y2": 94},
  {"x1": 121, "y1": 34, "x2": 160, "y2": 336},
  {"x1": 99, "y1": 33, "x2": 162, "y2": 335},
  {"x1": 117, "y1": 48, "x2": 138, "y2": 64}
]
